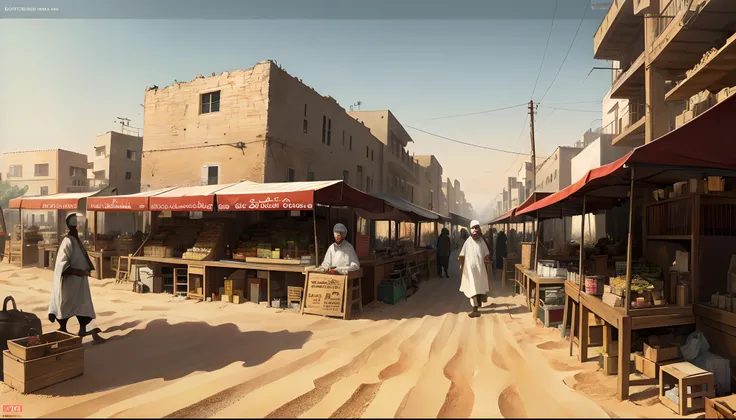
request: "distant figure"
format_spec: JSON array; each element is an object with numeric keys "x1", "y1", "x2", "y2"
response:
[
  {"x1": 458, "y1": 220, "x2": 491, "y2": 318},
  {"x1": 436, "y1": 228, "x2": 452, "y2": 278},
  {"x1": 460, "y1": 228, "x2": 469, "y2": 243},
  {"x1": 495, "y1": 230, "x2": 508, "y2": 270},
  {"x1": 49, "y1": 213, "x2": 104, "y2": 343}
]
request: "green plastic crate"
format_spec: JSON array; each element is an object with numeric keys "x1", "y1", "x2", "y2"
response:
[{"x1": 378, "y1": 283, "x2": 405, "y2": 305}]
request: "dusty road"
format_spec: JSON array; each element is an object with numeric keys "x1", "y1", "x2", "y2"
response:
[{"x1": 0, "y1": 261, "x2": 678, "y2": 418}]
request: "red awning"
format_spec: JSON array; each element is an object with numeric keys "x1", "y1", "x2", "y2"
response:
[
  {"x1": 517, "y1": 93, "x2": 736, "y2": 219},
  {"x1": 149, "y1": 184, "x2": 236, "y2": 212},
  {"x1": 87, "y1": 188, "x2": 176, "y2": 211},
  {"x1": 487, "y1": 192, "x2": 553, "y2": 224},
  {"x1": 214, "y1": 180, "x2": 387, "y2": 213},
  {"x1": 9, "y1": 191, "x2": 101, "y2": 210}
]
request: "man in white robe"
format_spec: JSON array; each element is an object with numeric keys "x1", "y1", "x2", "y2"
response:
[
  {"x1": 49, "y1": 213, "x2": 105, "y2": 343},
  {"x1": 458, "y1": 220, "x2": 491, "y2": 318},
  {"x1": 319, "y1": 223, "x2": 360, "y2": 275}
]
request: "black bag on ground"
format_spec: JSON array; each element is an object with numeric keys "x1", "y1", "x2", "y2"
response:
[{"x1": 0, "y1": 296, "x2": 43, "y2": 381}]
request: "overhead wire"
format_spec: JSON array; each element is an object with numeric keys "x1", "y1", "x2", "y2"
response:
[
  {"x1": 424, "y1": 103, "x2": 527, "y2": 121},
  {"x1": 538, "y1": 105, "x2": 599, "y2": 113},
  {"x1": 530, "y1": 0, "x2": 560, "y2": 100},
  {"x1": 405, "y1": 126, "x2": 530, "y2": 156},
  {"x1": 538, "y1": 0, "x2": 592, "y2": 103}
]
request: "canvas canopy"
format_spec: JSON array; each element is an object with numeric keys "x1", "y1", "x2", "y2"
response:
[
  {"x1": 149, "y1": 184, "x2": 236, "y2": 212},
  {"x1": 9, "y1": 191, "x2": 102, "y2": 210},
  {"x1": 87, "y1": 187, "x2": 176, "y2": 211}
]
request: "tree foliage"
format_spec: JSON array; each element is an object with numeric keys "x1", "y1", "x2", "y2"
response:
[{"x1": 0, "y1": 180, "x2": 28, "y2": 208}]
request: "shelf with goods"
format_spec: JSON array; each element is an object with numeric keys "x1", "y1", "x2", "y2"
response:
[
  {"x1": 229, "y1": 218, "x2": 316, "y2": 266},
  {"x1": 142, "y1": 217, "x2": 201, "y2": 259},
  {"x1": 182, "y1": 221, "x2": 226, "y2": 261}
]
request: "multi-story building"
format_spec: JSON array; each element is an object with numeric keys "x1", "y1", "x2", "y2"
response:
[
  {"x1": 534, "y1": 146, "x2": 583, "y2": 193},
  {"x1": 89, "y1": 131, "x2": 143, "y2": 195},
  {"x1": 141, "y1": 61, "x2": 384, "y2": 194},
  {"x1": 595, "y1": 0, "x2": 736, "y2": 148},
  {"x1": 2, "y1": 149, "x2": 89, "y2": 196},
  {"x1": 347, "y1": 110, "x2": 420, "y2": 203},
  {"x1": 414, "y1": 155, "x2": 443, "y2": 212}
]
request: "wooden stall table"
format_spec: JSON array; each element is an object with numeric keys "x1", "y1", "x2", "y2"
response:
[
  {"x1": 361, "y1": 254, "x2": 415, "y2": 305},
  {"x1": 88, "y1": 249, "x2": 116, "y2": 279},
  {"x1": 502, "y1": 257, "x2": 521, "y2": 292},
  {"x1": 301, "y1": 269, "x2": 363, "y2": 320},
  {"x1": 515, "y1": 265, "x2": 566, "y2": 324},
  {"x1": 36, "y1": 243, "x2": 58, "y2": 269}
]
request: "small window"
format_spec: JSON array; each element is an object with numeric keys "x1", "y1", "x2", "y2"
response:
[
  {"x1": 342, "y1": 130, "x2": 346, "y2": 146},
  {"x1": 554, "y1": 169, "x2": 558, "y2": 180},
  {"x1": 321, "y1": 116, "x2": 327, "y2": 144},
  {"x1": 95, "y1": 146, "x2": 106, "y2": 157},
  {"x1": 307, "y1": 170, "x2": 315, "y2": 181},
  {"x1": 349, "y1": 136, "x2": 353, "y2": 150},
  {"x1": 40, "y1": 186, "x2": 48, "y2": 196},
  {"x1": 371, "y1": 149, "x2": 374, "y2": 161},
  {"x1": 357, "y1": 165, "x2": 364, "y2": 190},
  {"x1": 8, "y1": 165, "x2": 22, "y2": 177},
  {"x1": 366, "y1": 146, "x2": 369, "y2": 158},
  {"x1": 303, "y1": 119, "x2": 308, "y2": 134},
  {"x1": 327, "y1": 118, "x2": 332, "y2": 145},
  {"x1": 343, "y1": 170, "x2": 349, "y2": 183},
  {"x1": 125, "y1": 171, "x2": 132, "y2": 180},
  {"x1": 127, "y1": 150, "x2": 137, "y2": 161},
  {"x1": 204, "y1": 165, "x2": 219, "y2": 185},
  {"x1": 35, "y1": 164, "x2": 49, "y2": 177},
  {"x1": 304, "y1": 104, "x2": 308, "y2": 117},
  {"x1": 287, "y1": 168, "x2": 295, "y2": 182},
  {"x1": 200, "y1": 90, "x2": 221, "y2": 114},
  {"x1": 69, "y1": 166, "x2": 85, "y2": 177}
]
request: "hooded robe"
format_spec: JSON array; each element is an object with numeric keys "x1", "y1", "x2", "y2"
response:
[{"x1": 459, "y1": 235, "x2": 491, "y2": 299}]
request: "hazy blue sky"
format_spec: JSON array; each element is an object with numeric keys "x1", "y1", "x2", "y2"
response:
[{"x1": 0, "y1": 0, "x2": 613, "y2": 213}]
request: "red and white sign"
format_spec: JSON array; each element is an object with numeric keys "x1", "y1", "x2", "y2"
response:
[
  {"x1": 2, "y1": 405, "x2": 22, "y2": 414},
  {"x1": 87, "y1": 197, "x2": 149, "y2": 211},
  {"x1": 20, "y1": 199, "x2": 79, "y2": 210},
  {"x1": 217, "y1": 191, "x2": 314, "y2": 211},
  {"x1": 149, "y1": 196, "x2": 215, "y2": 212}
]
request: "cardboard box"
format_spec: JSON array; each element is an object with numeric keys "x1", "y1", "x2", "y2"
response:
[
  {"x1": 635, "y1": 352, "x2": 658, "y2": 378},
  {"x1": 607, "y1": 341, "x2": 619, "y2": 357},
  {"x1": 221, "y1": 295, "x2": 231, "y2": 303},
  {"x1": 599, "y1": 353, "x2": 618, "y2": 376},
  {"x1": 708, "y1": 176, "x2": 725, "y2": 192},
  {"x1": 705, "y1": 395, "x2": 736, "y2": 418},
  {"x1": 232, "y1": 294, "x2": 245, "y2": 304},
  {"x1": 643, "y1": 343, "x2": 680, "y2": 362},
  {"x1": 674, "y1": 250, "x2": 690, "y2": 272}
]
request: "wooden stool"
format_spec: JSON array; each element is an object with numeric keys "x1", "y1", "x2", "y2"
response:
[
  {"x1": 115, "y1": 254, "x2": 132, "y2": 283},
  {"x1": 173, "y1": 268, "x2": 188, "y2": 296},
  {"x1": 659, "y1": 362, "x2": 715, "y2": 415}
]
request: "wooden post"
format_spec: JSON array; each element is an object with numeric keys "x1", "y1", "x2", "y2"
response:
[
  {"x1": 312, "y1": 208, "x2": 319, "y2": 265},
  {"x1": 579, "y1": 195, "x2": 587, "y2": 287},
  {"x1": 617, "y1": 315, "x2": 632, "y2": 400},
  {"x1": 534, "y1": 211, "x2": 541, "y2": 270},
  {"x1": 19, "y1": 208, "x2": 24, "y2": 266},
  {"x1": 625, "y1": 168, "x2": 635, "y2": 315}
]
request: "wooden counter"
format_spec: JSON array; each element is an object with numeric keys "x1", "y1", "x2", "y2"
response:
[
  {"x1": 694, "y1": 303, "x2": 736, "y2": 380},
  {"x1": 514, "y1": 264, "x2": 565, "y2": 322},
  {"x1": 360, "y1": 250, "x2": 431, "y2": 306}
]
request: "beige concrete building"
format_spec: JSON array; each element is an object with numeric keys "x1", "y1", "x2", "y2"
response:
[
  {"x1": 414, "y1": 155, "x2": 443, "y2": 212},
  {"x1": 2, "y1": 149, "x2": 89, "y2": 196},
  {"x1": 347, "y1": 110, "x2": 420, "y2": 203},
  {"x1": 89, "y1": 131, "x2": 143, "y2": 195},
  {"x1": 141, "y1": 61, "x2": 383, "y2": 193},
  {"x1": 595, "y1": 0, "x2": 736, "y2": 148},
  {"x1": 534, "y1": 146, "x2": 583, "y2": 193}
]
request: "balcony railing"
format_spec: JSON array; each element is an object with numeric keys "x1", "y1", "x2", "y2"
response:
[
  {"x1": 602, "y1": 102, "x2": 646, "y2": 136},
  {"x1": 653, "y1": 0, "x2": 691, "y2": 40}
]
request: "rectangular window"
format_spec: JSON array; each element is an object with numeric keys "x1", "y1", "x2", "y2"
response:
[
  {"x1": 371, "y1": 149, "x2": 374, "y2": 161},
  {"x1": 127, "y1": 149, "x2": 137, "y2": 161},
  {"x1": 40, "y1": 186, "x2": 48, "y2": 196},
  {"x1": 343, "y1": 170, "x2": 349, "y2": 183},
  {"x1": 349, "y1": 135, "x2": 353, "y2": 150},
  {"x1": 69, "y1": 166, "x2": 85, "y2": 177},
  {"x1": 125, "y1": 171, "x2": 132, "y2": 180},
  {"x1": 200, "y1": 91, "x2": 221, "y2": 114},
  {"x1": 35, "y1": 164, "x2": 49, "y2": 177},
  {"x1": 366, "y1": 146, "x2": 369, "y2": 158},
  {"x1": 8, "y1": 165, "x2": 22, "y2": 177},
  {"x1": 287, "y1": 168, "x2": 295, "y2": 182},
  {"x1": 342, "y1": 130, "x2": 346, "y2": 146},
  {"x1": 202, "y1": 165, "x2": 219, "y2": 186},
  {"x1": 307, "y1": 170, "x2": 315, "y2": 181},
  {"x1": 327, "y1": 118, "x2": 332, "y2": 145},
  {"x1": 95, "y1": 146, "x2": 106, "y2": 157},
  {"x1": 303, "y1": 119, "x2": 308, "y2": 134},
  {"x1": 304, "y1": 104, "x2": 308, "y2": 116},
  {"x1": 322, "y1": 116, "x2": 327, "y2": 143},
  {"x1": 357, "y1": 165, "x2": 363, "y2": 190}
]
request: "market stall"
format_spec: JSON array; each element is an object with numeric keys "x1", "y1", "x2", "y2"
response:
[
  {"x1": 513, "y1": 93, "x2": 736, "y2": 403},
  {"x1": 7, "y1": 191, "x2": 103, "y2": 268}
]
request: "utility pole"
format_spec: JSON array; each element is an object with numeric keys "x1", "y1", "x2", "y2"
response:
[
  {"x1": 116, "y1": 117, "x2": 131, "y2": 133},
  {"x1": 529, "y1": 100, "x2": 537, "y2": 193}
]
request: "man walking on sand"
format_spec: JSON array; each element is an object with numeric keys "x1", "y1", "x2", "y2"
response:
[{"x1": 458, "y1": 220, "x2": 491, "y2": 318}]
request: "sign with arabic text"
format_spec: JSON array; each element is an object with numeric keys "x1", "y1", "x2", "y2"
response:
[
  {"x1": 149, "y1": 196, "x2": 215, "y2": 212},
  {"x1": 301, "y1": 272, "x2": 346, "y2": 318},
  {"x1": 217, "y1": 191, "x2": 314, "y2": 211},
  {"x1": 88, "y1": 196, "x2": 149, "y2": 211}
]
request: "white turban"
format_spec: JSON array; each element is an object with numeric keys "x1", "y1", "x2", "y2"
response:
[
  {"x1": 333, "y1": 223, "x2": 348, "y2": 234},
  {"x1": 471, "y1": 220, "x2": 481, "y2": 229}
]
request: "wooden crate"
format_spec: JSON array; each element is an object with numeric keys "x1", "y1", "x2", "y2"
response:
[
  {"x1": 2, "y1": 347, "x2": 84, "y2": 394},
  {"x1": 599, "y1": 353, "x2": 618, "y2": 376},
  {"x1": 7, "y1": 331, "x2": 81, "y2": 361},
  {"x1": 538, "y1": 301, "x2": 564, "y2": 327},
  {"x1": 705, "y1": 395, "x2": 736, "y2": 419},
  {"x1": 660, "y1": 362, "x2": 715, "y2": 416}
]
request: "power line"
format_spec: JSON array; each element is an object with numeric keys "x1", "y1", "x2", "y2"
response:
[
  {"x1": 538, "y1": 0, "x2": 591, "y2": 103},
  {"x1": 538, "y1": 105, "x2": 600, "y2": 113},
  {"x1": 406, "y1": 126, "x2": 529, "y2": 156},
  {"x1": 530, "y1": 0, "x2": 560, "y2": 99},
  {"x1": 541, "y1": 100, "x2": 602, "y2": 105},
  {"x1": 424, "y1": 103, "x2": 527, "y2": 121}
]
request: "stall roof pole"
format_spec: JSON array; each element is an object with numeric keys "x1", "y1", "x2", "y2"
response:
[
  {"x1": 534, "y1": 211, "x2": 540, "y2": 270},
  {"x1": 312, "y1": 209, "x2": 319, "y2": 266},
  {"x1": 579, "y1": 195, "x2": 586, "y2": 296},
  {"x1": 624, "y1": 168, "x2": 635, "y2": 316}
]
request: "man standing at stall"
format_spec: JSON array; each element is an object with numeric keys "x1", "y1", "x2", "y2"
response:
[
  {"x1": 458, "y1": 220, "x2": 491, "y2": 318},
  {"x1": 436, "y1": 227, "x2": 452, "y2": 278},
  {"x1": 320, "y1": 223, "x2": 360, "y2": 275},
  {"x1": 48, "y1": 213, "x2": 105, "y2": 343}
]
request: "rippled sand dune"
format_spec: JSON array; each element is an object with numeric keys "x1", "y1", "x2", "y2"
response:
[{"x1": 0, "y1": 261, "x2": 680, "y2": 418}]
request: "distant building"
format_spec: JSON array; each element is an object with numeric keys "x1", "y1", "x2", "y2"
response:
[
  {"x1": 2, "y1": 149, "x2": 88, "y2": 196},
  {"x1": 89, "y1": 131, "x2": 143, "y2": 195},
  {"x1": 414, "y1": 155, "x2": 443, "y2": 212}
]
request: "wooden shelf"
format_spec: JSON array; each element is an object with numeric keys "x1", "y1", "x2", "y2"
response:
[
  {"x1": 665, "y1": 33, "x2": 736, "y2": 101},
  {"x1": 647, "y1": 235, "x2": 692, "y2": 241}
]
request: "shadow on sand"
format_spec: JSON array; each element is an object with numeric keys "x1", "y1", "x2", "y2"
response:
[{"x1": 34, "y1": 318, "x2": 313, "y2": 401}]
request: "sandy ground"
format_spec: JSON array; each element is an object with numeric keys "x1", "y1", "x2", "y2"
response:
[{"x1": 0, "y1": 258, "x2": 690, "y2": 418}]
